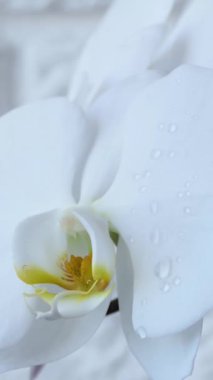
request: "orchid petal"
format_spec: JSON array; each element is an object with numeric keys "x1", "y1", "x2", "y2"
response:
[
  {"x1": 96, "y1": 64, "x2": 213, "y2": 336},
  {"x1": 0, "y1": 97, "x2": 95, "y2": 289},
  {"x1": 80, "y1": 71, "x2": 161, "y2": 203},
  {"x1": 0, "y1": 295, "x2": 110, "y2": 372},
  {"x1": 116, "y1": 238, "x2": 202, "y2": 380},
  {"x1": 152, "y1": 0, "x2": 213, "y2": 72},
  {"x1": 69, "y1": 0, "x2": 175, "y2": 106}
]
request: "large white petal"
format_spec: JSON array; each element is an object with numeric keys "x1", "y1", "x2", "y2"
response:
[
  {"x1": 95, "y1": 65, "x2": 213, "y2": 336},
  {"x1": 0, "y1": 294, "x2": 110, "y2": 372},
  {"x1": 0, "y1": 98, "x2": 94, "y2": 277},
  {"x1": 152, "y1": 0, "x2": 213, "y2": 72},
  {"x1": 116, "y1": 238, "x2": 202, "y2": 380},
  {"x1": 69, "y1": 0, "x2": 175, "y2": 106}
]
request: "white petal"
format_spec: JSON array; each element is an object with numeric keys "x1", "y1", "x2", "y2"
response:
[
  {"x1": 152, "y1": 0, "x2": 213, "y2": 72},
  {"x1": 116, "y1": 238, "x2": 202, "y2": 380},
  {"x1": 0, "y1": 295, "x2": 110, "y2": 372},
  {"x1": 80, "y1": 71, "x2": 161, "y2": 203},
  {"x1": 72, "y1": 208, "x2": 115, "y2": 279},
  {"x1": 0, "y1": 262, "x2": 32, "y2": 350},
  {"x1": 96, "y1": 65, "x2": 213, "y2": 336},
  {"x1": 0, "y1": 98, "x2": 94, "y2": 282},
  {"x1": 69, "y1": 0, "x2": 175, "y2": 106}
]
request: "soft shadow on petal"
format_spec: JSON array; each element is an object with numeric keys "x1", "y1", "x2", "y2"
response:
[
  {"x1": 69, "y1": 0, "x2": 175, "y2": 106},
  {"x1": 96, "y1": 65, "x2": 213, "y2": 336},
  {"x1": 0, "y1": 294, "x2": 110, "y2": 373},
  {"x1": 152, "y1": 0, "x2": 213, "y2": 72},
  {"x1": 116, "y1": 238, "x2": 202, "y2": 380},
  {"x1": 80, "y1": 71, "x2": 161, "y2": 203}
]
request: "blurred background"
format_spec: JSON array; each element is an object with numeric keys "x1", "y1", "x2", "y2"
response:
[{"x1": 0, "y1": 1, "x2": 213, "y2": 379}]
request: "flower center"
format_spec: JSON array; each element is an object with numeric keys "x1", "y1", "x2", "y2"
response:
[{"x1": 58, "y1": 252, "x2": 109, "y2": 292}]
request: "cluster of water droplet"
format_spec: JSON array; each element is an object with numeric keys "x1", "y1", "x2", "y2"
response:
[{"x1": 154, "y1": 256, "x2": 182, "y2": 294}]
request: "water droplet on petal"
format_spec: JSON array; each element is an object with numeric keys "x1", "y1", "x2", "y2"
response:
[
  {"x1": 184, "y1": 206, "x2": 191, "y2": 215},
  {"x1": 161, "y1": 283, "x2": 171, "y2": 293},
  {"x1": 150, "y1": 228, "x2": 160, "y2": 245},
  {"x1": 138, "y1": 186, "x2": 146, "y2": 193},
  {"x1": 137, "y1": 326, "x2": 147, "y2": 339},
  {"x1": 173, "y1": 276, "x2": 181, "y2": 286},
  {"x1": 186, "y1": 191, "x2": 191, "y2": 197},
  {"x1": 178, "y1": 191, "x2": 184, "y2": 199},
  {"x1": 168, "y1": 123, "x2": 178, "y2": 133},
  {"x1": 151, "y1": 149, "x2": 161, "y2": 160},
  {"x1": 143, "y1": 170, "x2": 151, "y2": 178},
  {"x1": 185, "y1": 181, "x2": 191, "y2": 188},
  {"x1": 155, "y1": 258, "x2": 172, "y2": 279},
  {"x1": 141, "y1": 298, "x2": 148, "y2": 306},
  {"x1": 150, "y1": 201, "x2": 159, "y2": 215},
  {"x1": 168, "y1": 151, "x2": 175, "y2": 159},
  {"x1": 159, "y1": 123, "x2": 165, "y2": 130},
  {"x1": 129, "y1": 236, "x2": 134, "y2": 244}
]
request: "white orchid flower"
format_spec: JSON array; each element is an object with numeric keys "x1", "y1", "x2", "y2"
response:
[{"x1": 1, "y1": 62, "x2": 213, "y2": 380}]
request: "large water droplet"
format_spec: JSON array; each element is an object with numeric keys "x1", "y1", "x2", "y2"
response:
[
  {"x1": 151, "y1": 149, "x2": 161, "y2": 160},
  {"x1": 150, "y1": 228, "x2": 160, "y2": 245},
  {"x1": 168, "y1": 123, "x2": 178, "y2": 133},
  {"x1": 150, "y1": 201, "x2": 159, "y2": 215},
  {"x1": 155, "y1": 258, "x2": 172, "y2": 279},
  {"x1": 137, "y1": 326, "x2": 147, "y2": 339}
]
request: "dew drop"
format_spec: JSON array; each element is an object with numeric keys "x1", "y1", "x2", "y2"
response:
[
  {"x1": 161, "y1": 283, "x2": 171, "y2": 293},
  {"x1": 155, "y1": 258, "x2": 172, "y2": 279},
  {"x1": 186, "y1": 191, "x2": 191, "y2": 197},
  {"x1": 178, "y1": 191, "x2": 184, "y2": 199},
  {"x1": 137, "y1": 326, "x2": 147, "y2": 339},
  {"x1": 168, "y1": 123, "x2": 177, "y2": 133},
  {"x1": 151, "y1": 149, "x2": 161, "y2": 160},
  {"x1": 185, "y1": 181, "x2": 191, "y2": 188},
  {"x1": 143, "y1": 170, "x2": 151, "y2": 178},
  {"x1": 159, "y1": 123, "x2": 165, "y2": 130},
  {"x1": 150, "y1": 228, "x2": 160, "y2": 245},
  {"x1": 150, "y1": 201, "x2": 159, "y2": 215},
  {"x1": 184, "y1": 206, "x2": 191, "y2": 215},
  {"x1": 168, "y1": 151, "x2": 175, "y2": 159},
  {"x1": 138, "y1": 186, "x2": 146, "y2": 193},
  {"x1": 173, "y1": 276, "x2": 181, "y2": 286}
]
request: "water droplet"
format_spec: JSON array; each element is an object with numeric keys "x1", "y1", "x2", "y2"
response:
[
  {"x1": 137, "y1": 326, "x2": 147, "y2": 339},
  {"x1": 186, "y1": 191, "x2": 191, "y2": 197},
  {"x1": 138, "y1": 186, "x2": 146, "y2": 193},
  {"x1": 173, "y1": 276, "x2": 181, "y2": 286},
  {"x1": 143, "y1": 170, "x2": 151, "y2": 178},
  {"x1": 168, "y1": 123, "x2": 177, "y2": 133},
  {"x1": 150, "y1": 228, "x2": 160, "y2": 245},
  {"x1": 155, "y1": 258, "x2": 172, "y2": 279},
  {"x1": 168, "y1": 151, "x2": 175, "y2": 159},
  {"x1": 184, "y1": 206, "x2": 191, "y2": 215},
  {"x1": 151, "y1": 149, "x2": 161, "y2": 160},
  {"x1": 134, "y1": 173, "x2": 142, "y2": 181},
  {"x1": 185, "y1": 181, "x2": 190, "y2": 188},
  {"x1": 178, "y1": 191, "x2": 184, "y2": 199},
  {"x1": 159, "y1": 123, "x2": 165, "y2": 130},
  {"x1": 161, "y1": 283, "x2": 171, "y2": 293}
]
